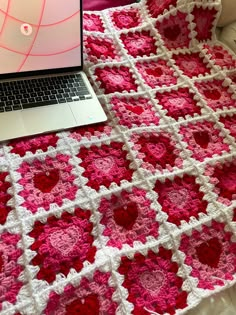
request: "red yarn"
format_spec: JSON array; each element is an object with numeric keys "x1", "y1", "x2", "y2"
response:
[
  {"x1": 113, "y1": 202, "x2": 138, "y2": 230},
  {"x1": 65, "y1": 294, "x2": 99, "y2": 315},
  {"x1": 163, "y1": 25, "x2": 181, "y2": 41},
  {"x1": 193, "y1": 131, "x2": 210, "y2": 149},
  {"x1": 33, "y1": 169, "x2": 60, "y2": 193},
  {"x1": 196, "y1": 237, "x2": 222, "y2": 268}
]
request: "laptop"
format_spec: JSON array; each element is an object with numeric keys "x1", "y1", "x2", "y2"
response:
[{"x1": 0, "y1": 0, "x2": 107, "y2": 142}]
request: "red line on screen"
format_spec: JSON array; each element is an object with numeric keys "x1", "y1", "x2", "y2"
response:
[
  {"x1": 0, "y1": 0, "x2": 11, "y2": 35},
  {"x1": 0, "y1": 8, "x2": 80, "y2": 28},
  {"x1": 1, "y1": 42, "x2": 81, "y2": 56},
  {"x1": 17, "y1": 0, "x2": 47, "y2": 72}
]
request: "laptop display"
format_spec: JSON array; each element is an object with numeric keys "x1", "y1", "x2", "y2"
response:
[{"x1": 0, "y1": 0, "x2": 81, "y2": 74}]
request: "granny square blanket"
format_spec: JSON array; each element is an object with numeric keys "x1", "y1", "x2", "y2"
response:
[{"x1": 1, "y1": 0, "x2": 236, "y2": 314}]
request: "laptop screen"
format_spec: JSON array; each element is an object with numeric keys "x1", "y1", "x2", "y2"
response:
[{"x1": 0, "y1": 0, "x2": 82, "y2": 75}]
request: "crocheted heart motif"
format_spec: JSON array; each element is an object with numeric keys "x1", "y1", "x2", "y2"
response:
[
  {"x1": 113, "y1": 202, "x2": 138, "y2": 230},
  {"x1": 33, "y1": 170, "x2": 60, "y2": 193},
  {"x1": 193, "y1": 131, "x2": 210, "y2": 149},
  {"x1": 169, "y1": 97, "x2": 186, "y2": 108},
  {"x1": 146, "y1": 142, "x2": 166, "y2": 159},
  {"x1": 49, "y1": 226, "x2": 80, "y2": 256},
  {"x1": 139, "y1": 270, "x2": 165, "y2": 293},
  {"x1": 126, "y1": 105, "x2": 144, "y2": 115},
  {"x1": 65, "y1": 294, "x2": 100, "y2": 315},
  {"x1": 215, "y1": 52, "x2": 224, "y2": 59},
  {"x1": 168, "y1": 188, "x2": 189, "y2": 207},
  {"x1": 146, "y1": 67, "x2": 163, "y2": 77},
  {"x1": 204, "y1": 89, "x2": 221, "y2": 100},
  {"x1": 94, "y1": 157, "x2": 115, "y2": 174},
  {"x1": 163, "y1": 25, "x2": 181, "y2": 41},
  {"x1": 196, "y1": 237, "x2": 222, "y2": 268}
]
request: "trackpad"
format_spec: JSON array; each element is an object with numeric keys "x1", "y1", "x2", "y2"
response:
[
  {"x1": 21, "y1": 104, "x2": 76, "y2": 134},
  {"x1": 0, "y1": 111, "x2": 26, "y2": 141}
]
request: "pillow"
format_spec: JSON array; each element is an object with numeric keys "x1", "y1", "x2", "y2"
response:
[
  {"x1": 83, "y1": 0, "x2": 135, "y2": 11},
  {"x1": 217, "y1": 0, "x2": 236, "y2": 27}
]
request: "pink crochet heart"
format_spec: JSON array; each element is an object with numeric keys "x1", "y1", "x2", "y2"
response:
[
  {"x1": 169, "y1": 97, "x2": 186, "y2": 108},
  {"x1": 181, "y1": 60, "x2": 198, "y2": 72},
  {"x1": 168, "y1": 188, "x2": 189, "y2": 207},
  {"x1": 140, "y1": 270, "x2": 165, "y2": 292},
  {"x1": 50, "y1": 226, "x2": 80, "y2": 256},
  {"x1": 146, "y1": 143, "x2": 166, "y2": 159},
  {"x1": 94, "y1": 157, "x2": 115, "y2": 174}
]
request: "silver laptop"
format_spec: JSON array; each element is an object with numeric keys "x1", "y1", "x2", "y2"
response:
[{"x1": 0, "y1": 0, "x2": 107, "y2": 141}]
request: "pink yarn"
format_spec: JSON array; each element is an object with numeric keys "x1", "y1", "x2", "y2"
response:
[
  {"x1": 98, "y1": 188, "x2": 159, "y2": 248},
  {"x1": 18, "y1": 155, "x2": 78, "y2": 213},
  {"x1": 45, "y1": 271, "x2": 118, "y2": 314},
  {"x1": 111, "y1": 96, "x2": 160, "y2": 128},
  {"x1": 180, "y1": 121, "x2": 230, "y2": 162},
  {"x1": 0, "y1": 233, "x2": 23, "y2": 310},
  {"x1": 180, "y1": 221, "x2": 236, "y2": 289},
  {"x1": 136, "y1": 59, "x2": 177, "y2": 88}
]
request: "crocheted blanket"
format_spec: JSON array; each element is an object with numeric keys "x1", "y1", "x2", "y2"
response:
[{"x1": 1, "y1": 0, "x2": 236, "y2": 314}]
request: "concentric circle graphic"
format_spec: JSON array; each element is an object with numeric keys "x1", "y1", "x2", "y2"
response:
[{"x1": 0, "y1": 0, "x2": 81, "y2": 73}]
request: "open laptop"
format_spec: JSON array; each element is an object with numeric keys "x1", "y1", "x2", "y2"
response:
[{"x1": 0, "y1": 0, "x2": 107, "y2": 141}]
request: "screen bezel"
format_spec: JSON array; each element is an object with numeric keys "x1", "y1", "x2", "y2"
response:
[{"x1": 0, "y1": 0, "x2": 83, "y2": 80}]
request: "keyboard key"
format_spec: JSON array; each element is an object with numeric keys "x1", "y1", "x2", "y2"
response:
[
  {"x1": 5, "y1": 106, "x2": 12, "y2": 111},
  {"x1": 66, "y1": 98, "x2": 73, "y2": 102},
  {"x1": 8, "y1": 95, "x2": 15, "y2": 100},
  {"x1": 13, "y1": 105, "x2": 22, "y2": 111},
  {"x1": 22, "y1": 99, "x2": 58, "y2": 109}
]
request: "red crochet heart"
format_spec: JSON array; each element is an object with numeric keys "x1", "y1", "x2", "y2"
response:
[
  {"x1": 65, "y1": 294, "x2": 99, "y2": 315},
  {"x1": 146, "y1": 67, "x2": 163, "y2": 77},
  {"x1": 204, "y1": 89, "x2": 221, "y2": 100},
  {"x1": 113, "y1": 202, "x2": 138, "y2": 230},
  {"x1": 193, "y1": 131, "x2": 210, "y2": 149},
  {"x1": 33, "y1": 170, "x2": 60, "y2": 193},
  {"x1": 196, "y1": 237, "x2": 222, "y2": 268},
  {"x1": 126, "y1": 105, "x2": 144, "y2": 115},
  {"x1": 163, "y1": 25, "x2": 181, "y2": 41},
  {"x1": 215, "y1": 52, "x2": 224, "y2": 59}
]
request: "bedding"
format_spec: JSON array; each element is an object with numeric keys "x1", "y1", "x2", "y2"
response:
[
  {"x1": 1, "y1": 0, "x2": 236, "y2": 314},
  {"x1": 83, "y1": 0, "x2": 135, "y2": 11}
]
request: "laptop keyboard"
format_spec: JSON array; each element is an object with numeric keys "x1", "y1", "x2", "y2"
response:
[{"x1": 0, "y1": 73, "x2": 92, "y2": 113}]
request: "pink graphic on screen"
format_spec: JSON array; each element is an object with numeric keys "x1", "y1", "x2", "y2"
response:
[{"x1": 0, "y1": 0, "x2": 81, "y2": 74}]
